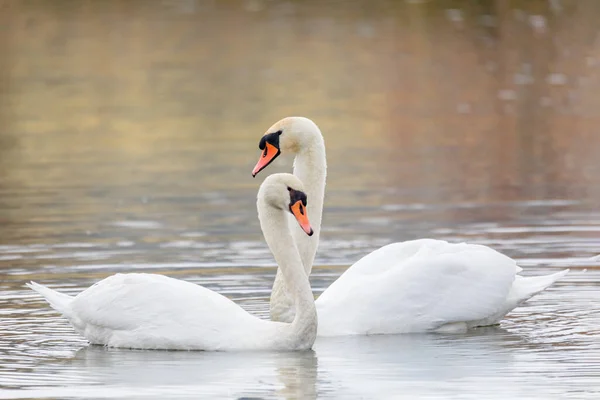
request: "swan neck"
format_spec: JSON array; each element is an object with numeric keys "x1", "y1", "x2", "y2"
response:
[
  {"x1": 269, "y1": 123, "x2": 327, "y2": 323},
  {"x1": 294, "y1": 135, "x2": 327, "y2": 200},
  {"x1": 292, "y1": 130, "x2": 326, "y2": 271},
  {"x1": 258, "y1": 199, "x2": 317, "y2": 344}
]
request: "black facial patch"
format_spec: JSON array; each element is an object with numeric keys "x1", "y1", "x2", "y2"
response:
[
  {"x1": 288, "y1": 188, "x2": 308, "y2": 208},
  {"x1": 258, "y1": 130, "x2": 283, "y2": 150}
]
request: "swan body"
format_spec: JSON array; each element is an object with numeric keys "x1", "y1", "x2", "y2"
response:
[
  {"x1": 315, "y1": 239, "x2": 568, "y2": 336},
  {"x1": 28, "y1": 173, "x2": 317, "y2": 351},
  {"x1": 27, "y1": 275, "x2": 290, "y2": 350},
  {"x1": 253, "y1": 117, "x2": 569, "y2": 335}
]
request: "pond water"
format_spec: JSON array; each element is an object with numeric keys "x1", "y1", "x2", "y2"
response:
[{"x1": 1, "y1": 0, "x2": 600, "y2": 399}]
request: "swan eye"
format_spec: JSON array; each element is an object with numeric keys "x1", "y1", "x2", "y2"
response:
[{"x1": 287, "y1": 187, "x2": 292, "y2": 191}]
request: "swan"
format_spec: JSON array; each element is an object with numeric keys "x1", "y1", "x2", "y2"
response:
[
  {"x1": 27, "y1": 173, "x2": 318, "y2": 351},
  {"x1": 252, "y1": 116, "x2": 569, "y2": 335}
]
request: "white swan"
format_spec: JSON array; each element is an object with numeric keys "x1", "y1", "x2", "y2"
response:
[
  {"x1": 27, "y1": 173, "x2": 318, "y2": 351},
  {"x1": 252, "y1": 117, "x2": 569, "y2": 336}
]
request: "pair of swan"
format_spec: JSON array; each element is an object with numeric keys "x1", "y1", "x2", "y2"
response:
[{"x1": 28, "y1": 117, "x2": 568, "y2": 351}]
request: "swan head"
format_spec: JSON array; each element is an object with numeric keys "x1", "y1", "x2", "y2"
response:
[
  {"x1": 259, "y1": 173, "x2": 313, "y2": 236},
  {"x1": 252, "y1": 117, "x2": 320, "y2": 177}
]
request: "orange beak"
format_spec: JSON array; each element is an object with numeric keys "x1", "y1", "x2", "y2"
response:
[
  {"x1": 252, "y1": 142, "x2": 280, "y2": 177},
  {"x1": 290, "y1": 200, "x2": 313, "y2": 236}
]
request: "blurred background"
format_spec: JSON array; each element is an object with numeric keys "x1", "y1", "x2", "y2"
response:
[
  {"x1": 1, "y1": 0, "x2": 599, "y2": 278},
  {"x1": 2, "y1": 1, "x2": 600, "y2": 398}
]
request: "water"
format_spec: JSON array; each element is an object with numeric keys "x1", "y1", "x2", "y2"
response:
[{"x1": 1, "y1": 0, "x2": 600, "y2": 398}]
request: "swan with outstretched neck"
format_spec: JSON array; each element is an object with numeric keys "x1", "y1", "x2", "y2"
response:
[
  {"x1": 252, "y1": 116, "x2": 569, "y2": 336},
  {"x1": 27, "y1": 173, "x2": 317, "y2": 351}
]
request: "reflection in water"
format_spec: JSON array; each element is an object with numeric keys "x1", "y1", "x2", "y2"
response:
[
  {"x1": 1, "y1": 344, "x2": 319, "y2": 399},
  {"x1": 67, "y1": 346, "x2": 318, "y2": 400},
  {"x1": 5, "y1": 326, "x2": 598, "y2": 400},
  {"x1": 1, "y1": 0, "x2": 600, "y2": 399}
]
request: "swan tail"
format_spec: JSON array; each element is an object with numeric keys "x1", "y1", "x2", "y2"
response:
[
  {"x1": 26, "y1": 281, "x2": 74, "y2": 318},
  {"x1": 508, "y1": 269, "x2": 569, "y2": 305},
  {"x1": 469, "y1": 269, "x2": 568, "y2": 329}
]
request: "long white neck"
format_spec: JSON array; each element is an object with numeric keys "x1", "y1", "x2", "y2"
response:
[
  {"x1": 270, "y1": 124, "x2": 327, "y2": 323},
  {"x1": 258, "y1": 198, "x2": 317, "y2": 347},
  {"x1": 292, "y1": 130, "x2": 327, "y2": 273}
]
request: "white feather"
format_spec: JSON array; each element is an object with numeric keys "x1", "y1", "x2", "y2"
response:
[{"x1": 315, "y1": 239, "x2": 568, "y2": 336}]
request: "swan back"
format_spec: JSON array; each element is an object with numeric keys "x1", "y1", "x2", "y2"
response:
[{"x1": 315, "y1": 240, "x2": 520, "y2": 336}]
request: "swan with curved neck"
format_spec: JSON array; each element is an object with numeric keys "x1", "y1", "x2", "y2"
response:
[
  {"x1": 253, "y1": 117, "x2": 569, "y2": 335},
  {"x1": 27, "y1": 173, "x2": 317, "y2": 351},
  {"x1": 253, "y1": 117, "x2": 326, "y2": 322}
]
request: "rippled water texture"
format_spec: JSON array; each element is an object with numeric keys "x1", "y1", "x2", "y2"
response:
[{"x1": 1, "y1": 0, "x2": 600, "y2": 399}]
